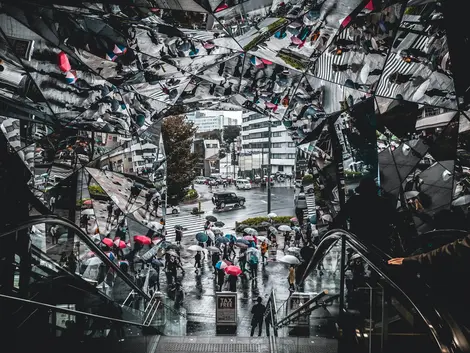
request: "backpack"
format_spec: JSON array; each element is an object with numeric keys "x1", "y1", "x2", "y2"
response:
[{"x1": 250, "y1": 253, "x2": 258, "y2": 264}]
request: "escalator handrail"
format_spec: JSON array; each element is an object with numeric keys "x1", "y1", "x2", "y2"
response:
[
  {"x1": 0, "y1": 293, "x2": 154, "y2": 328},
  {"x1": 0, "y1": 214, "x2": 150, "y2": 301},
  {"x1": 304, "y1": 229, "x2": 470, "y2": 353}
]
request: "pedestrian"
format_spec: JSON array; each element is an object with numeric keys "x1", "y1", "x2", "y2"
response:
[
  {"x1": 249, "y1": 253, "x2": 258, "y2": 280},
  {"x1": 212, "y1": 251, "x2": 220, "y2": 274},
  {"x1": 288, "y1": 265, "x2": 296, "y2": 291},
  {"x1": 228, "y1": 274, "x2": 237, "y2": 292},
  {"x1": 113, "y1": 207, "x2": 122, "y2": 225},
  {"x1": 228, "y1": 241, "x2": 236, "y2": 260},
  {"x1": 145, "y1": 192, "x2": 152, "y2": 210},
  {"x1": 49, "y1": 195, "x2": 56, "y2": 212},
  {"x1": 106, "y1": 201, "x2": 113, "y2": 224},
  {"x1": 283, "y1": 231, "x2": 291, "y2": 251},
  {"x1": 250, "y1": 297, "x2": 266, "y2": 337},
  {"x1": 305, "y1": 223, "x2": 312, "y2": 246},
  {"x1": 294, "y1": 228, "x2": 302, "y2": 247},
  {"x1": 59, "y1": 252, "x2": 67, "y2": 267},
  {"x1": 152, "y1": 196, "x2": 160, "y2": 217},
  {"x1": 67, "y1": 251, "x2": 77, "y2": 274},
  {"x1": 175, "y1": 228, "x2": 183, "y2": 245},
  {"x1": 146, "y1": 225, "x2": 156, "y2": 239},
  {"x1": 217, "y1": 268, "x2": 225, "y2": 291},
  {"x1": 194, "y1": 251, "x2": 204, "y2": 273},
  {"x1": 50, "y1": 224, "x2": 59, "y2": 245},
  {"x1": 80, "y1": 214, "x2": 90, "y2": 233},
  {"x1": 260, "y1": 242, "x2": 268, "y2": 264}
]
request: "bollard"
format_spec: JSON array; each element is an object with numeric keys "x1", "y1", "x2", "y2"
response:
[{"x1": 198, "y1": 200, "x2": 202, "y2": 213}]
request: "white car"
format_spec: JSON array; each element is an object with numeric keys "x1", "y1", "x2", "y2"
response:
[
  {"x1": 164, "y1": 205, "x2": 180, "y2": 215},
  {"x1": 236, "y1": 179, "x2": 252, "y2": 190}
]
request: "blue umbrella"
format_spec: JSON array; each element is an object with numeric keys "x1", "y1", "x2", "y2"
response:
[
  {"x1": 225, "y1": 234, "x2": 236, "y2": 241},
  {"x1": 196, "y1": 232, "x2": 208, "y2": 242},
  {"x1": 309, "y1": 215, "x2": 317, "y2": 224},
  {"x1": 215, "y1": 260, "x2": 228, "y2": 270},
  {"x1": 216, "y1": 236, "x2": 229, "y2": 244}
]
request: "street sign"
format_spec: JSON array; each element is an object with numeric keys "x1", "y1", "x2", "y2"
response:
[
  {"x1": 215, "y1": 292, "x2": 237, "y2": 326},
  {"x1": 287, "y1": 292, "x2": 312, "y2": 327}
]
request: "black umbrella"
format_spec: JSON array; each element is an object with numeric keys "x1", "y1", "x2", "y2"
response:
[
  {"x1": 214, "y1": 221, "x2": 225, "y2": 227},
  {"x1": 206, "y1": 215, "x2": 217, "y2": 222},
  {"x1": 174, "y1": 225, "x2": 183, "y2": 230},
  {"x1": 300, "y1": 246, "x2": 314, "y2": 261}
]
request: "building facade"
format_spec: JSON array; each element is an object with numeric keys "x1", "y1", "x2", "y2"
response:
[
  {"x1": 239, "y1": 112, "x2": 296, "y2": 176},
  {"x1": 186, "y1": 111, "x2": 238, "y2": 132}
]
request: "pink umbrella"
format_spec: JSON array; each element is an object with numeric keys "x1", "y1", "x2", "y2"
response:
[
  {"x1": 265, "y1": 102, "x2": 277, "y2": 109},
  {"x1": 291, "y1": 36, "x2": 303, "y2": 45},
  {"x1": 203, "y1": 42, "x2": 215, "y2": 49},
  {"x1": 290, "y1": 217, "x2": 298, "y2": 222},
  {"x1": 134, "y1": 235, "x2": 152, "y2": 245},
  {"x1": 365, "y1": 0, "x2": 374, "y2": 10},
  {"x1": 243, "y1": 235, "x2": 255, "y2": 241},
  {"x1": 57, "y1": 51, "x2": 71, "y2": 72},
  {"x1": 114, "y1": 238, "x2": 127, "y2": 249},
  {"x1": 83, "y1": 199, "x2": 92, "y2": 205},
  {"x1": 225, "y1": 265, "x2": 242, "y2": 276},
  {"x1": 215, "y1": 3, "x2": 228, "y2": 12},
  {"x1": 102, "y1": 238, "x2": 113, "y2": 247},
  {"x1": 261, "y1": 58, "x2": 273, "y2": 65}
]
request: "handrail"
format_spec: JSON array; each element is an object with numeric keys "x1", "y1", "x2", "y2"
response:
[
  {"x1": 301, "y1": 229, "x2": 470, "y2": 353},
  {"x1": 0, "y1": 293, "x2": 152, "y2": 328},
  {"x1": 0, "y1": 215, "x2": 150, "y2": 301},
  {"x1": 275, "y1": 290, "x2": 328, "y2": 328}
]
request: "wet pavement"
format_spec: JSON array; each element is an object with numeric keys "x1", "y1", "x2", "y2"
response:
[{"x1": 158, "y1": 232, "x2": 341, "y2": 337}]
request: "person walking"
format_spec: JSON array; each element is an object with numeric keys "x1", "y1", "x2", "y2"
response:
[
  {"x1": 260, "y1": 242, "x2": 268, "y2": 264},
  {"x1": 49, "y1": 195, "x2": 56, "y2": 213},
  {"x1": 113, "y1": 207, "x2": 122, "y2": 226},
  {"x1": 50, "y1": 224, "x2": 59, "y2": 245},
  {"x1": 217, "y1": 268, "x2": 225, "y2": 291},
  {"x1": 106, "y1": 201, "x2": 114, "y2": 226},
  {"x1": 212, "y1": 251, "x2": 220, "y2": 275},
  {"x1": 194, "y1": 251, "x2": 204, "y2": 274},
  {"x1": 250, "y1": 297, "x2": 266, "y2": 337},
  {"x1": 228, "y1": 274, "x2": 237, "y2": 292},
  {"x1": 239, "y1": 249, "x2": 247, "y2": 274},
  {"x1": 175, "y1": 228, "x2": 183, "y2": 245},
  {"x1": 288, "y1": 265, "x2": 296, "y2": 291}
]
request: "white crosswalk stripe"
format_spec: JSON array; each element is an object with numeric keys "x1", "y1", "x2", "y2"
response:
[
  {"x1": 376, "y1": 33, "x2": 428, "y2": 99},
  {"x1": 164, "y1": 214, "x2": 207, "y2": 240}
]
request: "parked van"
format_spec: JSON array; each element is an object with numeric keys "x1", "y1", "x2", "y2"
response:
[{"x1": 236, "y1": 179, "x2": 252, "y2": 190}]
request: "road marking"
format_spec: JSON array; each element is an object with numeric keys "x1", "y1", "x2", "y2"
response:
[{"x1": 260, "y1": 200, "x2": 267, "y2": 204}]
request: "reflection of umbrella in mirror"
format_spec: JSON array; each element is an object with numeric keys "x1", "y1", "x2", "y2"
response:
[
  {"x1": 279, "y1": 255, "x2": 301, "y2": 265},
  {"x1": 404, "y1": 191, "x2": 420, "y2": 199},
  {"x1": 84, "y1": 257, "x2": 102, "y2": 266},
  {"x1": 452, "y1": 195, "x2": 470, "y2": 207},
  {"x1": 102, "y1": 238, "x2": 113, "y2": 247},
  {"x1": 57, "y1": 52, "x2": 71, "y2": 72},
  {"x1": 66, "y1": 71, "x2": 78, "y2": 84},
  {"x1": 250, "y1": 57, "x2": 263, "y2": 66},
  {"x1": 412, "y1": 80, "x2": 430, "y2": 102},
  {"x1": 203, "y1": 42, "x2": 215, "y2": 49},
  {"x1": 291, "y1": 36, "x2": 303, "y2": 45},
  {"x1": 321, "y1": 214, "x2": 333, "y2": 222},
  {"x1": 360, "y1": 63, "x2": 370, "y2": 84}
]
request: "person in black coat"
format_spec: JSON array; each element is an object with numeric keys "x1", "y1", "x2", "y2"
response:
[
  {"x1": 389, "y1": 233, "x2": 470, "y2": 328},
  {"x1": 217, "y1": 268, "x2": 225, "y2": 291},
  {"x1": 250, "y1": 297, "x2": 266, "y2": 337}
]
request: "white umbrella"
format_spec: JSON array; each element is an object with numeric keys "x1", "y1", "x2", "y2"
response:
[
  {"x1": 452, "y1": 195, "x2": 470, "y2": 207},
  {"x1": 91, "y1": 234, "x2": 101, "y2": 242},
  {"x1": 206, "y1": 230, "x2": 215, "y2": 240},
  {"x1": 268, "y1": 226, "x2": 277, "y2": 234},
  {"x1": 257, "y1": 236, "x2": 270, "y2": 244},
  {"x1": 82, "y1": 209, "x2": 94, "y2": 215},
  {"x1": 148, "y1": 221, "x2": 164, "y2": 230},
  {"x1": 321, "y1": 214, "x2": 333, "y2": 222},
  {"x1": 267, "y1": 212, "x2": 277, "y2": 218},
  {"x1": 188, "y1": 245, "x2": 204, "y2": 251},
  {"x1": 279, "y1": 255, "x2": 301, "y2": 265},
  {"x1": 84, "y1": 257, "x2": 102, "y2": 266},
  {"x1": 246, "y1": 247, "x2": 260, "y2": 256},
  {"x1": 404, "y1": 191, "x2": 419, "y2": 199},
  {"x1": 278, "y1": 225, "x2": 292, "y2": 232},
  {"x1": 207, "y1": 246, "x2": 221, "y2": 252},
  {"x1": 287, "y1": 247, "x2": 301, "y2": 253},
  {"x1": 360, "y1": 62, "x2": 370, "y2": 84},
  {"x1": 412, "y1": 79, "x2": 430, "y2": 102},
  {"x1": 244, "y1": 228, "x2": 258, "y2": 236}
]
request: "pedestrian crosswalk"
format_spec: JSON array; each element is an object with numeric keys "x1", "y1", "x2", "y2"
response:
[
  {"x1": 164, "y1": 214, "x2": 207, "y2": 241},
  {"x1": 305, "y1": 193, "x2": 316, "y2": 222}
]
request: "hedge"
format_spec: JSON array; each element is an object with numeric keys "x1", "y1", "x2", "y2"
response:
[
  {"x1": 302, "y1": 174, "x2": 314, "y2": 185},
  {"x1": 89, "y1": 184, "x2": 107, "y2": 195},
  {"x1": 239, "y1": 216, "x2": 293, "y2": 226},
  {"x1": 184, "y1": 188, "x2": 199, "y2": 201}
]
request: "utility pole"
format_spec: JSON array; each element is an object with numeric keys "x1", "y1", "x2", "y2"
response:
[{"x1": 267, "y1": 116, "x2": 272, "y2": 214}]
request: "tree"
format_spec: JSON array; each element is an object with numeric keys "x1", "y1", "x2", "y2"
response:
[
  {"x1": 223, "y1": 125, "x2": 241, "y2": 148},
  {"x1": 162, "y1": 115, "x2": 198, "y2": 204}
]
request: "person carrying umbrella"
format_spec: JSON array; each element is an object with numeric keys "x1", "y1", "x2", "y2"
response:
[
  {"x1": 113, "y1": 207, "x2": 122, "y2": 225},
  {"x1": 212, "y1": 251, "x2": 220, "y2": 275},
  {"x1": 175, "y1": 226, "x2": 183, "y2": 245},
  {"x1": 194, "y1": 251, "x2": 204, "y2": 274},
  {"x1": 260, "y1": 242, "x2": 268, "y2": 264},
  {"x1": 248, "y1": 251, "x2": 259, "y2": 280},
  {"x1": 250, "y1": 297, "x2": 266, "y2": 337},
  {"x1": 239, "y1": 248, "x2": 247, "y2": 273},
  {"x1": 283, "y1": 231, "x2": 291, "y2": 252},
  {"x1": 288, "y1": 265, "x2": 296, "y2": 291},
  {"x1": 217, "y1": 268, "x2": 225, "y2": 291},
  {"x1": 228, "y1": 273, "x2": 237, "y2": 292}
]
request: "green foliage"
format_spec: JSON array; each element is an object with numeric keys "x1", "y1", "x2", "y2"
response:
[
  {"x1": 89, "y1": 184, "x2": 106, "y2": 195},
  {"x1": 240, "y1": 216, "x2": 293, "y2": 226},
  {"x1": 278, "y1": 53, "x2": 307, "y2": 71},
  {"x1": 345, "y1": 171, "x2": 363, "y2": 179},
  {"x1": 302, "y1": 174, "x2": 314, "y2": 185},
  {"x1": 196, "y1": 129, "x2": 222, "y2": 142},
  {"x1": 243, "y1": 18, "x2": 288, "y2": 51},
  {"x1": 184, "y1": 188, "x2": 199, "y2": 201},
  {"x1": 223, "y1": 125, "x2": 241, "y2": 147},
  {"x1": 163, "y1": 115, "x2": 199, "y2": 203}
]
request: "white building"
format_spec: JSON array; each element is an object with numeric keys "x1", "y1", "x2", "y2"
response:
[
  {"x1": 239, "y1": 112, "x2": 296, "y2": 175},
  {"x1": 186, "y1": 111, "x2": 238, "y2": 132}
]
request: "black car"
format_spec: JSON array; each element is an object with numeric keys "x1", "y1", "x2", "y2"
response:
[{"x1": 212, "y1": 192, "x2": 246, "y2": 209}]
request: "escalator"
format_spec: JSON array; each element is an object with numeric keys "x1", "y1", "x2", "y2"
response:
[
  {"x1": 271, "y1": 229, "x2": 470, "y2": 353},
  {"x1": 0, "y1": 215, "x2": 168, "y2": 352}
]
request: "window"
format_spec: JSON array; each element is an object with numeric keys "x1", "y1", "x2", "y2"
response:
[
  {"x1": 288, "y1": 142, "x2": 295, "y2": 147},
  {"x1": 287, "y1": 154, "x2": 296, "y2": 159},
  {"x1": 117, "y1": 159, "x2": 123, "y2": 164},
  {"x1": 113, "y1": 136, "x2": 118, "y2": 142},
  {"x1": 272, "y1": 142, "x2": 283, "y2": 148},
  {"x1": 278, "y1": 165, "x2": 284, "y2": 172},
  {"x1": 128, "y1": 157, "x2": 132, "y2": 162},
  {"x1": 135, "y1": 150, "x2": 143, "y2": 155},
  {"x1": 272, "y1": 154, "x2": 285, "y2": 159},
  {"x1": 211, "y1": 144, "x2": 218, "y2": 148},
  {"x1": 272, "y1": 132, "x2": 282, "y2": 137}
]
